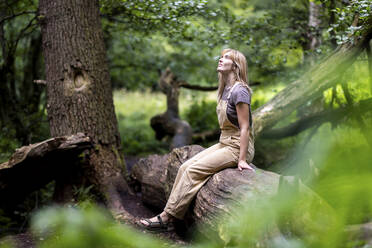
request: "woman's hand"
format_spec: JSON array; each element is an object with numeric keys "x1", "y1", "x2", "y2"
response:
[{"x1": 238, "y1": 160, "x2": 255, "y2": 172}]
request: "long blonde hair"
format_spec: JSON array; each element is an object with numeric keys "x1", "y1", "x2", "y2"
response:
[{"x1": 217, "y1": 48, "x2": 252, "y2": 101}]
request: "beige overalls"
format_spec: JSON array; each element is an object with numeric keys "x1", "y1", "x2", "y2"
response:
[{"x1": 164, "y1": 82, "x2": 255, "y2": 219}]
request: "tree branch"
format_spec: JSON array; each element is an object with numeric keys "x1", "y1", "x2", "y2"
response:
[
  {"x1": 192, "y1": 129, "x2": 220, "y2": 142},
  {"x1": 0, "y1": 11, "x2": 36, "y2": 24},
  {"x1": 178, "y1": 81, "x2": 261, "y2": 91},
  {"x1": 253, "y1": 14, "x2": 372, "y2": 137},
  {"x1": 261, "y1": 98, "x2": 372, "y2": 139},
  {"x1": 178, "y1": 80, "x2": 218, "y2": 91}
]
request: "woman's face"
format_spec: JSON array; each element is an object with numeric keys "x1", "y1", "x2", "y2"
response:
[{"x1": 217, "y1": 51, "x2": 234, "y2": 73}]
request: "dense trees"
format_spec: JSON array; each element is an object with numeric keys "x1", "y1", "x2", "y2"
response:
[
  {"x1": 0, "y1": 0, "x2": 44, "y2": 149},
  {"x1": 0, "y1": 0, "x2": 371, "y2": 243}
]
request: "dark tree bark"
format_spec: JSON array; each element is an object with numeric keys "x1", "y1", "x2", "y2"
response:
[
  {"x1": 150, "y1": 67, "x2": 193, "y2": 149},
  {"x1": 328, "y1": 0, "x2": 338, "y2": 47},
  {"x1": 131, "y1": 146, "x2": 334, "y2": 240},
  {"x1": 39, "y1": 0, "x2": 129, "y2": 214},
  {"x1": 0, "y1": 133, "x2": 91, "y2": 210}
]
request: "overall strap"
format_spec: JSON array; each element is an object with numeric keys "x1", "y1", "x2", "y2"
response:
[{"x1": 227, "y1": 82, "x2": 240, "y2": 100}]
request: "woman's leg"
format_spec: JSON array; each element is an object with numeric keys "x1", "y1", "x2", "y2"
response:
[
  {"x1": 166, "y1": 143, "x2": 222, "y2": 201},
  {"x1": 140, "y1": 143, "x2": 222, "y2": 226},
  {"x1": 164, "y1": 144, "x2": 239, "y2": 219}
]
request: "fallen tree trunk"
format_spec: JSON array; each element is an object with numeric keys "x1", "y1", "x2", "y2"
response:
[
  {"x1": 345, "y1": 222, "x2": 372, "y2": 246},
  {"x1": 131, "y1": 145, "x2": 335, "y2": 239},
  {"x1": 0, "y1": 133, "x2": 91, "y2": 209},
  {"x1": 261, "y1": 97, "x2": 372, "y2": 139},
  {"x1": 131, "y1": 145, "x2": 205, "y2": 209},
  {"x1": 253, "y1": 18, "x2": 372, "y2": 137},
  {"x1": 131, "y1": 144, "x2": 280, "y2": 215}
]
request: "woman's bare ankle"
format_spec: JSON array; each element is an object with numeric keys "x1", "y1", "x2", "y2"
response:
[{"x1": 160, "y1": 211, "x2": 174, "y2": 222}]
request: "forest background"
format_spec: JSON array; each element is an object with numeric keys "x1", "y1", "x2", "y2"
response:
[{"x1": 0, "y1": 0, "x2": 372, "y2": 247}]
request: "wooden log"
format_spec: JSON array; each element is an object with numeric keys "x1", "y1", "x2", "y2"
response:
[
  {"x1": 193, "y1": 167, "x2": 280, "y2": 227},
  {"x1": 131, "y1": 145, "x2": 335, "y2": 240},
  {"x1": 0, "y1": 133, "x2": 91, "y2": 208},
  {"x1": 130, "y1": 145, "x2": 204, "y2": 209},
  {"x1": 130, "y1": 145, "x2": 281, "y2": 219},
  {"x1": 345, "y1": 222, "x2": 372, "y2": 246}
]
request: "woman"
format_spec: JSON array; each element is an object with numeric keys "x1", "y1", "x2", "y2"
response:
[{"x1": 140, "y1": 48, "x2": 255, "y2": 231}]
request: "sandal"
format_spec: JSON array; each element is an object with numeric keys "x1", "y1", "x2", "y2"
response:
[{"x1": 139, "y1": 215, "x2": 174, "y2": 232}]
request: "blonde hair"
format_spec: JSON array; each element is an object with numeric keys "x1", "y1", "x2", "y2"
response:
[{"x1": 217, "y1": 48, "x2": 252, "y2": 101}]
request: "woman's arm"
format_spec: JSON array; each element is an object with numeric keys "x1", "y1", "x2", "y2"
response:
[{"x1": 236, "y1": 102, "x2": 255, "y2": 172}]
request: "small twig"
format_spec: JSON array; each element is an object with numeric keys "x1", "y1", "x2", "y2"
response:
[
  {"x1": 33, "y1": 79, "x2": 46, "y2": 85},
  {"x1": 12, "y1": 16, "x2": 38, "y2": 52},
  {"x1": 0, "y1": 11, "x2": 36, "y2": 24}
]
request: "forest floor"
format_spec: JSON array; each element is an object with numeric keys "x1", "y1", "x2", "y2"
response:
[{"x1": 1, "y1": 156, "x2": 188, "y2": 248}]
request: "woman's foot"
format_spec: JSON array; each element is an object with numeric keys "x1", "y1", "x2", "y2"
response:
[{"x1": 139, "y1": 212, "x2": 174, "y2": 232}]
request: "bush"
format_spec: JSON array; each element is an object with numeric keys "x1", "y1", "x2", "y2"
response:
[{"x1": 183, "y1": 99, "x2": 219, "y2": 134}]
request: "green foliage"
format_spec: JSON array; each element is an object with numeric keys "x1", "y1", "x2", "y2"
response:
[
  {"x1": 30, "y1": 205, "x2": 167, "y2": 248},
  {"x1": 326, "y1": 0, "x2": 372, "y2": 45},
  {"x1": 100, "y1": 0, "x2": 210, "y2": 32},
  {"x1": 0, "y1": 111, "x2": 49, "y2": 163},
  {"x1": 101, "y1": 0, "x2": 306, "y2": 91},
  {"x1": 207, "y1": 124, "x2": 372, "y2": 248},
  {"x1": 101, "y1": 0, "x2": 372, "y2": 93},
  {"x1": 0, "y1": 0, "x2": 47, "y2": 147},
  {"x1": 183, "y1": 99, "x2": 218, "y2": 133},
  {"x1": 114, "y1": 90, "x2": 169, "y2": 155},
  {"x1": 72, "y1": 185, "x2": 97, "y2": 204},
  {"x1": 0, "y1": 240, "x2": 14, "y2": 248},
  {"x1": 0, "y1": 121, "x2": 365, "y2": 248},
  {"x1": 0, "y1": 129, "x2": 20, "y2": 163},
  {"x1": 0, "y1": 209, "x2": 17, "y2": 237}
]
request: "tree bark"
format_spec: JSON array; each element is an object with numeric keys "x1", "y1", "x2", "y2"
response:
[
  {"x1": 328, "y1": 0, "x2": 338, "y2": 47},
  {"x1": 39, "y1": 0, "x2": 129, "y2": 214},
  {"x1": 131, "y1": 146, "x2": 334, "y2": 240},
  {"x1": 150, "y1": 67, "x2": 192, "y2": 149},
  {"x1": 0, "y1": 133, "x2": 91, "y2": 210},
  {"x1": 131, "y1": 145, "x2": 205, "y2": 209},
  {"x1": 307, "y1": 0, "x2": 322, "y2": 64}
]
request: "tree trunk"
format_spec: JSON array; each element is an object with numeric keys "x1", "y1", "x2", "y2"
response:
[
  {"x1": 0, "y1": 133, "x2": 91, "y2": 210},
  {"x1": 150, "y1": 68, "x2": 193, "y2": 149},
  {"x1": 131, "y1": 145, "x2": 205, "y2": 209},
  {"x1": 39, "y1": 0, "x2": 129, "y2": 214},
  {"x1": 328, "y1": 0, "x2": 338, "y2": 47},
  {"x1": 131, "y1": 146, "x2": 334, "y2": 240},
  {"x1": 307, "y1": 0, "x2": 322, "y2": 64}
]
